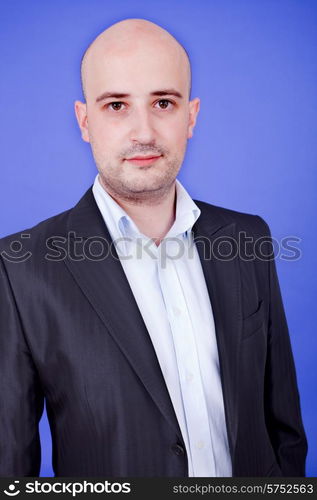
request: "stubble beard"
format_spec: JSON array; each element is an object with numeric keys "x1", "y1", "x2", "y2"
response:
[{"x1": 92, "y1": 147, "x2": 185, "y2": 206}]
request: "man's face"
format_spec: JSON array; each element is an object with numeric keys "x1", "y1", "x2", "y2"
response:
[{"x1": 75, "y1": 38, "x2": 199, "y2": 201}]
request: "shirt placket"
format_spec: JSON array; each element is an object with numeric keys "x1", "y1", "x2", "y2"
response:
[{"x1": 157, "y1": 239, "x2": 216, "y2": 477}]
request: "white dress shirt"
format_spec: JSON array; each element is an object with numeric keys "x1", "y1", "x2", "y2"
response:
[{"x1": 92, "y1": 174, "x2": 232, "y2": 477}]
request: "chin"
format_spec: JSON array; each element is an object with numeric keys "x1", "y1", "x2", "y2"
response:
[
  {"x1": 126, "y1": 182, "x2": 164, "y2": 194},
  {"x1": 123, "y1": 171, "x2": 165, "y2": 190}
]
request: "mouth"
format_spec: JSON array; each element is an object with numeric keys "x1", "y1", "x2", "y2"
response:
[{"x1": 125, "y1": 155, "x2": 162, "y2": 167}]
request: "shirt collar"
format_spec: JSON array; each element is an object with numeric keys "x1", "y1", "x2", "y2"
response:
[
  {"x1": 167, "y1": 179, "x2": 201, "y2": 238},
  {"x1": 92, "y1": 173, "x2": 201, "y2": 243}
]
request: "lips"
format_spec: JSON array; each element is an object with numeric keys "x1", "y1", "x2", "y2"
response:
[
  {"x1": 125, "y1": 155, "x2": 162, "y2": 166},
  {"x1": 126, "y1": 155, "x2": 161, "y2": 160}
]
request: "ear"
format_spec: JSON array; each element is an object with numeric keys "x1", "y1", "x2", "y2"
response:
[
  {"x1": 187, "y1": 97, "x2": 200, "y2": 139},
  {"x1": 74, "y1": 100, "x2": 90, "y2": 143}
]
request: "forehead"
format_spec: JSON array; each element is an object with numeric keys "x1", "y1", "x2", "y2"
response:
[{"x1": 85, "y1": 41, "x2": 189, "y2": 99}]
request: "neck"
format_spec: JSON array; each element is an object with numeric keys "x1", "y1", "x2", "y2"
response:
[{"x1": 99, "y1": 177, "x2": 177, "y2": 246}]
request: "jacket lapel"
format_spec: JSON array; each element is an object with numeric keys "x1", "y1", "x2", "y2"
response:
[
  {"x1": 193, "y1": 204, "x2": 243, "y2": 460},
  {"x1": 64, "y1": 187, "x2": 184, "y2": 443}
]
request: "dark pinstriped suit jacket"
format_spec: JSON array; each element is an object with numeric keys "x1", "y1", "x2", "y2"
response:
[{"x1": 0, "y1": 186, "x2": 307, "y2": 477}]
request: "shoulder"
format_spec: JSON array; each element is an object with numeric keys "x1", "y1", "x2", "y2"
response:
[
  {"x1": 194, "y1": 199, "x2": 271, "y2": 238},
  {"x1": 0, "y1": 207, "x2": 73, "y2": 254},
  {"x1": 0, "y1": 186, "x2": 94, "y2": 254}
]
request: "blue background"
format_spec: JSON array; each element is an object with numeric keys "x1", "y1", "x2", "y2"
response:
[{"x1": 0, "y1": 0, "x2": 316, "y2": 477}]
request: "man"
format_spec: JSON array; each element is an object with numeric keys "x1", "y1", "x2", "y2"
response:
[{"x1": 0, "y1": 19, "x2": 307, "y2": 477}]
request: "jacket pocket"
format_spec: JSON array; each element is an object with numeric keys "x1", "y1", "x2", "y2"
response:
[{"x1": 242, "y1": 300, "x2": 265, "y2": 340}]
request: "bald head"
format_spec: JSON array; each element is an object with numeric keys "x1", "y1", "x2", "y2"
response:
[
  {"x1": 80, "y1": 18, "x2": 192, "y2": 101},
  {"x1": 74, "y1": 18, "x2": 200, "y2": 206}
]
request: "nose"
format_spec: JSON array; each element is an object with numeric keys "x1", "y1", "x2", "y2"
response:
[{"x1": 129, "y1": 105, "x2": 156, "y2": 144}]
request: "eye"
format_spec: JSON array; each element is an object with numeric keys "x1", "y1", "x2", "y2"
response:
[
  {"x1": 155, "y1": 99, "x2": 173, "y2": 110},
  {"x1": 107, "y1": 101, "x2": 125, "y2": 111}
]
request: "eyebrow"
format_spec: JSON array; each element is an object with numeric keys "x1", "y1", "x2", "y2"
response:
[{"x1": 95, "y1": 89, "x2": 183, "y2": 103}]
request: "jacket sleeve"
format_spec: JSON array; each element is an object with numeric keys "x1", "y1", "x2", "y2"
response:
[
  {"x1": 0, "y1": 256, "x2": 44, "y2": 476},
  {"x1": 258, "y1": 217, "x2": 308, "y2": 476}
]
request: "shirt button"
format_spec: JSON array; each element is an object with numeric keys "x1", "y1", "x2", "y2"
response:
[
  {"x1": 172, "y1": 306, "x2": 182, "y2": 317},
  {"x1": 171, "y1": 444, "x2": 185, "y2": 456},
  {"x1": 196, "y1": 441, "x2": 204, "y2": 450}
]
